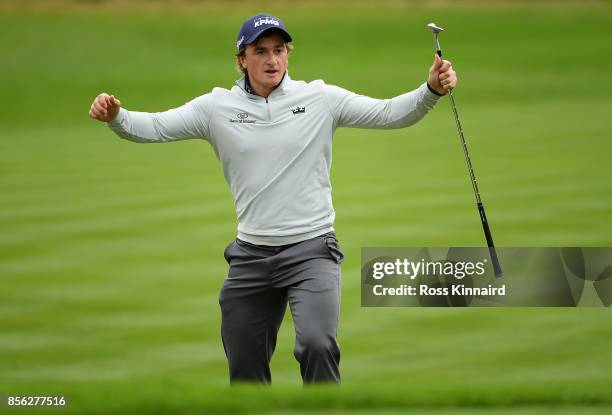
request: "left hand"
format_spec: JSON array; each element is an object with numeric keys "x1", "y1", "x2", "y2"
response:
[{"x1": 428, "y1": 54, "x2": 457, "y2": 95}]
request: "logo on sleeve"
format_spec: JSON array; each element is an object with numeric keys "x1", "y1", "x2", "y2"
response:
[
  {"x1": 230, "y1": 112, "x2": 256, "y2": 124},
  {"x1": 291, "y1": 106, "x2": 306, "y2": 115}
]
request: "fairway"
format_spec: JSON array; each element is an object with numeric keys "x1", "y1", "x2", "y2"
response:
[{"x1": 1, "y1": 1, "x2": 611, "y2": 414}]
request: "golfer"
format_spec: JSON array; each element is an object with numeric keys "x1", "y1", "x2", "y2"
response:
[{"x1": 89, "y1": 13, "x2": 457, "y2": 384}]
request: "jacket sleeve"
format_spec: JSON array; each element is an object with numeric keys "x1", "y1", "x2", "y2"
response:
[
  {"x1": 107, "y1": 93, "x2": 214, "y2": 143},
  {"x1": 322, "y1": 82, "x2": 441, "y2": 129}
]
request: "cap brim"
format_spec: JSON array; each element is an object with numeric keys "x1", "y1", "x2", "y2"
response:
[{"x1": 244, "y1": 27, "x2": 292, "y2": 47}]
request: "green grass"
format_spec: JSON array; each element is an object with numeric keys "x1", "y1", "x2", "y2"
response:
[{"x1": 1, "y1": 1, "x2": 611, "y2": 414}]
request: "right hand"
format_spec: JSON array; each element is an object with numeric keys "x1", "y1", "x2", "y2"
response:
[
  {"x1": 89, "y1": 93, "x2": 122, "y2": 122},
  {"x1": 427, "y1": 54, "x2": 457, "y2": 96}
]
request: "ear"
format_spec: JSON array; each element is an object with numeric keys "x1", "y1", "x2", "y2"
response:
[{"x1": 238, "y1": 54, "x2": 247, "y2": 69}]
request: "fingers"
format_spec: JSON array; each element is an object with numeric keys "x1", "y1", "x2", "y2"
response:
[
  {"x1": 428, "y1": 54, "x2": 458, "y2": 94},
  {"x1": 440, "y1": 59, "x2": 452, "y2": 72},
  {"x1": 89, "y1": 102, "x2": 105, "y2": 118},
  {"x1": 93, "y1": 99, "x2": 108, "y2": 117},
  {"x1": 89, "y1": 102, "x2": 107, "y2": 120},
  {"x1": 438, "y1": 60, "x2": 456, "y2": 89},
  {"x1": 429, "y1": 54, "x2": 442, "y2": 74},
  {"x1": 430, "y1": 56, "x2": 450, "y2": 73},
  {"x1": 88, "y1": 92, "x2": 121, "y2": 121},
  {"x1": 439, "y1": 70, "x2": 457, "y2": 89},
  {"x1": 433, "y1": 54, "x2": 443, "y2": 68},
  {"x1": 439, "y1": 71, "x2": 453, "y2": 83},
  {"x1": 109, "y1": 95, "x2": 122, "y2": 107}
]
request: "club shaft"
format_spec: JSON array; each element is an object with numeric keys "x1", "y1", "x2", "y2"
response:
[
  {"x1": 435, "y1": 39, "x2": 503, "y2": 277},
  {"x1": 448, "y1": 91, "x2": 482, "y2": 205},
  {"x1": 448, "y1": 91, "x2": 502, "y2": 277}
]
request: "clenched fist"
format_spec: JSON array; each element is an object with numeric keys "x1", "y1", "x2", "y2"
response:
[
  {"x1": 89, "y1": 93, "x2": 122, "y2": 122},
  {"x1": 427, "y1": 54, "x2": 457, "y2": 96}
]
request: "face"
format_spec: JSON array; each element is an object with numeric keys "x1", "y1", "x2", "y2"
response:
[{"x1": 239, "y1": 32, "x2": 288, "y2": 96}]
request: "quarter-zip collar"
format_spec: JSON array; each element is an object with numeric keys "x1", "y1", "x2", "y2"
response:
[
  {"x1": 235, "y1": 71, "x2": 292, "y2": 101},
  {"x1": 244, "y1": 75, "x2": 258, "y2": 96}
]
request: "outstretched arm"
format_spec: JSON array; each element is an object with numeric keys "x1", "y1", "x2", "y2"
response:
[
  {"x1": 324, "y1": 55, "x2": 457, "y2": 129},
  {"x1": 89, "y1": 92, "x2": 212, "y2": 143}
]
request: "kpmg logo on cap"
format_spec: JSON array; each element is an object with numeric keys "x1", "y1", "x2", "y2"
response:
[{"x1": 254, "y1": 17, "x2": 280, "y2": 28}]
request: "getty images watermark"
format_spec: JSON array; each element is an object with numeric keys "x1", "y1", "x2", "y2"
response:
[
  {"x1": 361, "y1": 247, "x2": 612, "y2": 307},
  {"x1": 370, "y1": 257, "x2": 505, "y2": 297}
]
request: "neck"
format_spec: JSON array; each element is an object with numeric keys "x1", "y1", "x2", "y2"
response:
[{"x1": 246, "y1": 73, "x2": 284, "y2": 98}]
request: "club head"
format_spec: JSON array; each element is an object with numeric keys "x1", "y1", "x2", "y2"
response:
[{"x1": 426, "y1": 23, "x2": 444, "y2": 34}]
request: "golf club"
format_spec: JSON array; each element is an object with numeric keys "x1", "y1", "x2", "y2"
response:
[{"x1": 426, "y1": 22, "x2": 503, "y2": 278}]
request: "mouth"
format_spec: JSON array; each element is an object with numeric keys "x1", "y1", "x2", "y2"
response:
[{"x1": 264, "y1": 69, "x2": 279, "y2": 76}]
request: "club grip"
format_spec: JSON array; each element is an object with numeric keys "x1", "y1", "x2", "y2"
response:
[{"x1": 477, "y1": 202, "x2": 503, "y2": 277}]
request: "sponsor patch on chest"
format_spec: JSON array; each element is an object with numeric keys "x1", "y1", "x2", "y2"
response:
[
  {"x1": 291, "y1": 106, "x2": 306, "y2": 115},
  {"x1": 229, "y1": 112, "x2": 256, "y2": 123}
]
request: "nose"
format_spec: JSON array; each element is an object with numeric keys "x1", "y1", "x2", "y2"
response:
[
  {"x1": 264, "y1": 52, "x2": 276, "y2": 65},
  {"x1": 264, "y1": 50, "x2": 280, "y2": 65}
]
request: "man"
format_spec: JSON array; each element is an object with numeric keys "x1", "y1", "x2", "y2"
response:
[{"x1": 89, "y1": 13, "x2": 457, "y2": 384}]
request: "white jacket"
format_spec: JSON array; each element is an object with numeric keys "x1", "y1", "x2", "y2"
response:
[{"x1": 108, "y1": 73, "x2": 441, "y2": 245}]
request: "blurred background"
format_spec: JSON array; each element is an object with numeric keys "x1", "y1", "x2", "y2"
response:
[{"x1": 1, "y1": 0, "x2": 611, "y2": 414}]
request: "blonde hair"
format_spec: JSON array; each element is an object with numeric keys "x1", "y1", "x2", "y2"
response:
[{"x1": 235, "y1": 36, "x2": 293, "y2": 75}]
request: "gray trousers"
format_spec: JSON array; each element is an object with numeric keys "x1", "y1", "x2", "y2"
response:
[{"x1": 219, "y1": 231, "x2": 344, "y2": 384}]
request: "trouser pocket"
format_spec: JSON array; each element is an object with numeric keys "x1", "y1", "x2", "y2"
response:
[
  {"x1": 223, "y1": 240, "x2": 237, "y2": 264},
  {"x1": 322, "y1": 233, "x2": 345, "y2": 264}
]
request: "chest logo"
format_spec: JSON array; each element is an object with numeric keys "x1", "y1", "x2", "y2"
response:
[
  {"x1": 291, "y1": 106, "x2": 306, "y2": 115},
  {"x1": 230, "y1": 112, "x2": 256, "y2": 124}
]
